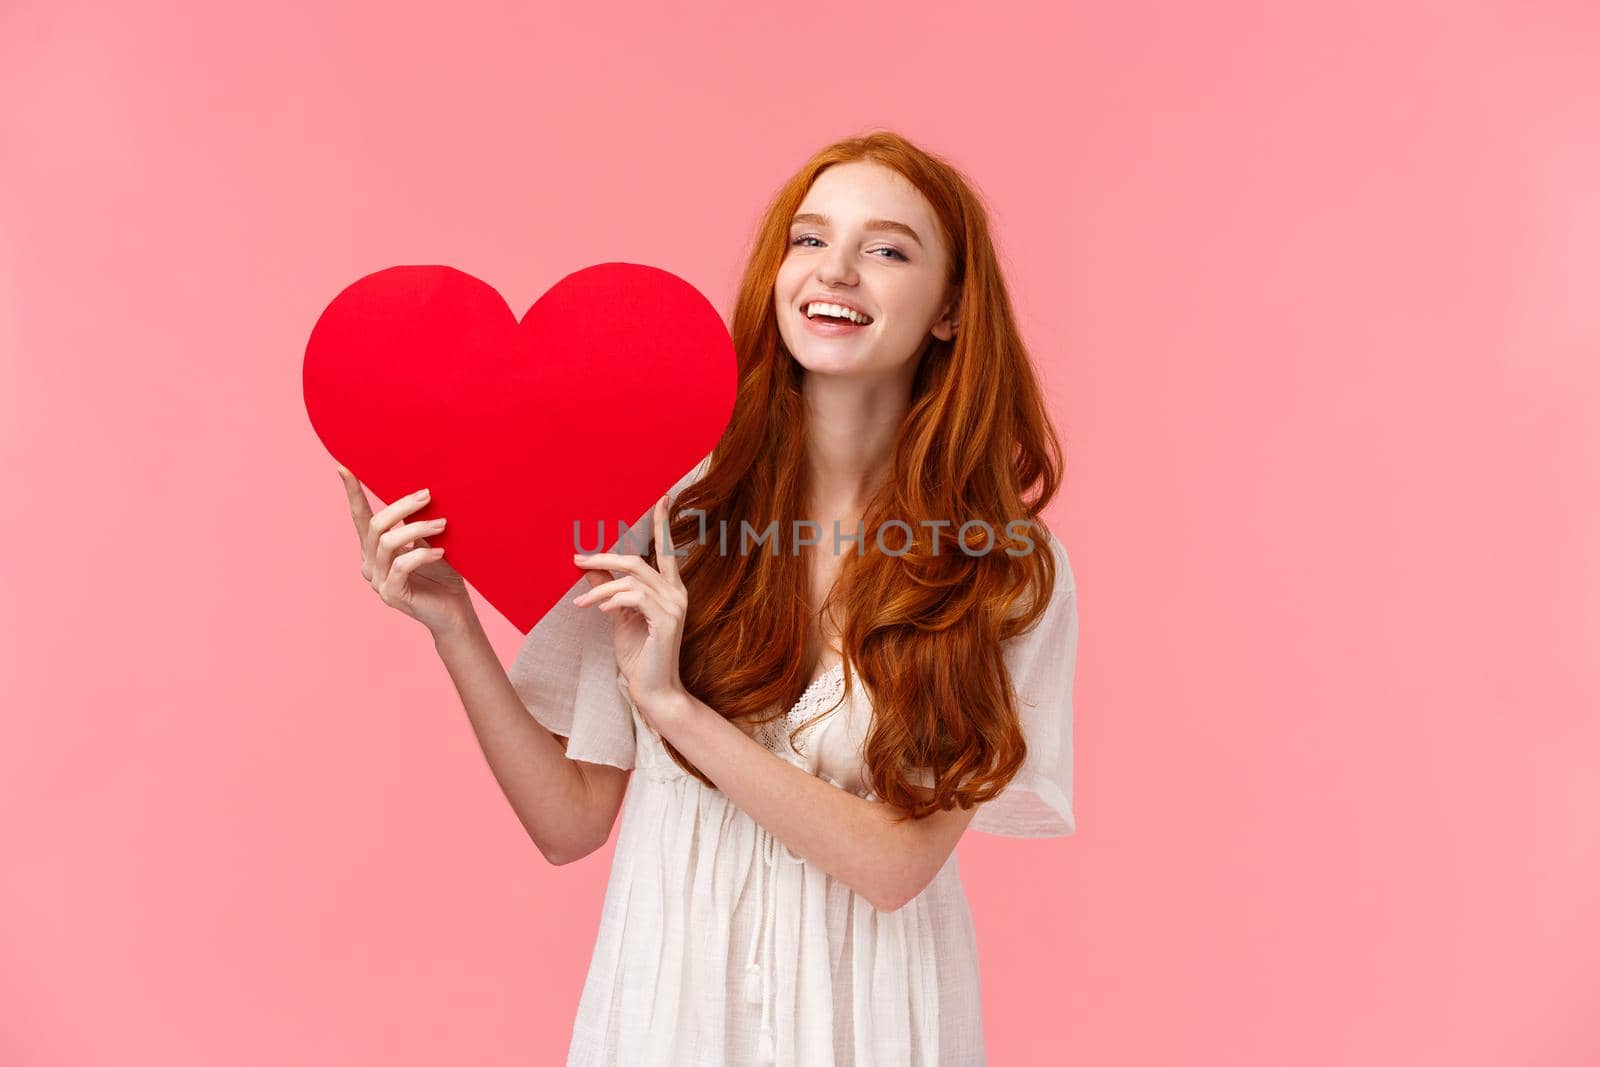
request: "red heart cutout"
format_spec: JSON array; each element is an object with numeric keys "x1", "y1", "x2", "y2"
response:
[{"x1": 303, "y1": 263, "x2": 736, "y2": 633}]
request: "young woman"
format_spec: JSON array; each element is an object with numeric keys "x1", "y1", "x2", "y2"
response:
[{"x1": 337, "y1": 130, "x2": 1078, "y2": 1066}]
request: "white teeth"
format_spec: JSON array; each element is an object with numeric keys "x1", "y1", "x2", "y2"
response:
[{"x1": 804, "y1": 301, "x2": 871, "y2": 325}]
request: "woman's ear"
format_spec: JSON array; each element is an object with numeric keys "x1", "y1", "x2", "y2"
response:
[{"x1": 931, "y1": 302, "x2": 960, "y2": 342}]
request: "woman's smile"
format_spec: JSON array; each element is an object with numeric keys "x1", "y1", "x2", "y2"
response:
[{"x1": 798, "y1": 307, "x2": 873, "y2": 337}]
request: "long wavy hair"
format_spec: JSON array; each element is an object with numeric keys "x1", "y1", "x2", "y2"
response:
[{"x1": 649, "y1": 130, "x2": 1066, "y2": 822}]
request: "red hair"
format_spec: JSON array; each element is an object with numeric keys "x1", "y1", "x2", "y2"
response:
[{"x1": 651, "y1": 130, "x2": 1066, "y2": 822}]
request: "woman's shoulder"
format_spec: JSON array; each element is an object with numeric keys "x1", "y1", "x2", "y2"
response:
[
  {"x1": 1026, "y1": 519, "x2": 1075, "y2": 597},
  {"x1": 995, "y1": 520, "x2": 1074, "y2": 639}
]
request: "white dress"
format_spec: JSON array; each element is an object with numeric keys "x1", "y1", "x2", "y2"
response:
[{"x1": 508, "y1": 457, "x2": 1079, "y2": 1066}]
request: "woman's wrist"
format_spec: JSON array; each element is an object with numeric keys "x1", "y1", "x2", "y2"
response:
[
  {"x1": 430, "y1": 608, "x2": 486, "y2": 651},
  {"x1": 635, "y1": 685, "x2": 699, "y2": 733}
]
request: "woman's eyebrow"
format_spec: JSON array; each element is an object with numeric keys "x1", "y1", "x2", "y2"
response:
[{"x1": 789, "y1": 212, "x2": 923, "y2": 248}]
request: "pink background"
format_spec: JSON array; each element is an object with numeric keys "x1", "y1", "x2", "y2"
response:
[{"x1": 3, "y1": 2, "x2": 1597, "y2": 1064}]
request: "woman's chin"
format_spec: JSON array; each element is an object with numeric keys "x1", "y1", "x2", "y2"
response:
[{"x1": 793, "y1": 350, "x2": 867, "y2": 376}]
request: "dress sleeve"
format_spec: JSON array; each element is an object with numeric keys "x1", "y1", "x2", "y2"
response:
[
  {"x1": 504, "y1": 450, "x2": 714, "y2": 771},
  {"x1": 507, "y1": 568, "x2": 639, "y2": 770},
  {"x1": 970, "y1": 529, "x2": 1080, "y2": 838}
]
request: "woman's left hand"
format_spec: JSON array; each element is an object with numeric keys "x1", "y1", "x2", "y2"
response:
[{"x1": 572, "y1": 494, "x2": 691, "y2": 732}]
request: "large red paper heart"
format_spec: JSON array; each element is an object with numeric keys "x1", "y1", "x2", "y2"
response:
[{"x1": 303, "y1": 263, "x2": 736, "y2": 634}]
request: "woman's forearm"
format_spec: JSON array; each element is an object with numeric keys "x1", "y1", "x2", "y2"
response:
[
  {"x1": 431, "y1": 618, "x2": 603, "y2": 865},
  {"x1": 653, "y1": 691, "x2": 975, "y2": 911}
]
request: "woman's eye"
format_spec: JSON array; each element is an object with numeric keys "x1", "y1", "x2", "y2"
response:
[{"x1": 789, "y1": 235, "x2": 906, "y2": 261}]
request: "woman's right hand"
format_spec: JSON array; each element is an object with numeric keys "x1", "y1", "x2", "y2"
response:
[{"x1": 336, "y1": 465, "x2": 476, "y2": 638}]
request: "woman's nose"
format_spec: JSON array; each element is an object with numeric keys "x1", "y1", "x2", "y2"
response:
[{"x1": 817, "y1": 246, "x2": 857, "y2": 286}]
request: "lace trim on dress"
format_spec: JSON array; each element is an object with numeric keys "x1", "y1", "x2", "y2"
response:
[{"x1": 749, "y1": 660, "x2": 847, "y2": 756}]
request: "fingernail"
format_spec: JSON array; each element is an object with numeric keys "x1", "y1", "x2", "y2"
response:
[{"x1": 418, "y1": 488, "x2": 430, "y2": 500}]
